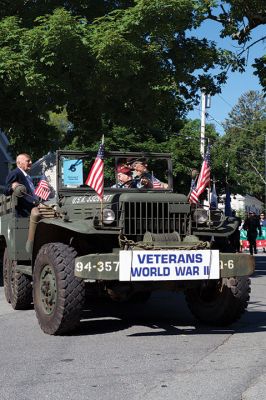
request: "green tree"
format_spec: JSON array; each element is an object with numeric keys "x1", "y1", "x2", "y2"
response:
[
  {"x1": 215, "y1": 90, "x2": 266, "y2": 201},
  {"x1": 0, "y1": 3, "x2": 238, "y2": 158},
  {"x1": 167, "y1": 119, "x2": 219, "y2": 193}
]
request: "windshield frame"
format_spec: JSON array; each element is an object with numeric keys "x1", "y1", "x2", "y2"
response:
[{"x1": 56, "y1": 150, "x2": 173, "y2": 195}]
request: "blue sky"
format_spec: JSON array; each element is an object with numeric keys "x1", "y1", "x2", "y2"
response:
[{"x1": 187, "y1": 21, "x2": 265, "y2": 135}]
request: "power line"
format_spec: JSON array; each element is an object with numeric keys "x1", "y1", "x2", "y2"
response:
[{"x1": 217, "y1": 94, "x2": 234, "y2": 109}]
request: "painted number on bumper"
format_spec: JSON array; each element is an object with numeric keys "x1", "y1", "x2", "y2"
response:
[{"x1": 75, "y1": 261, "x2": 120, "y2": 273}]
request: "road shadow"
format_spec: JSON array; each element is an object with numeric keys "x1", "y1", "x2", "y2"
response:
[
  {"x1": 0, "y1": 261, "x2": 2, "y2": 286},
  {"x1": 73, "y1": 288, "x2": 266, "y2": 337},
  {"x1": 1, "y1": 256, "x2": 265, "y2": 337},
  {"x1": 252, "y1": 255, "x2": 266, "y2": 277}
]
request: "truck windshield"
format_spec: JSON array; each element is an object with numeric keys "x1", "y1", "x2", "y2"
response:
[{"x1": 58, "y1": 152, "x2": 172, "y2": 192}]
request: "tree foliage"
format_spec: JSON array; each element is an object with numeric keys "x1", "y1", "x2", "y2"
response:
[
  {"x1": 214, "y1": 91, "x2": 265, "y2": 201},
  {"x1": 0, "y1": 1, "x2": 265, "y2": 202},
  {"x1": 0, "y1": 2, "x2": 238, "y2": 158}
]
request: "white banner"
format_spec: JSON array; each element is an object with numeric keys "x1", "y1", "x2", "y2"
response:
[{"x1": 119, "y1": 250, "x2": 220, "y2": 281}]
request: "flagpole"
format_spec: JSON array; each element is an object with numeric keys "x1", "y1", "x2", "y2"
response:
[
  {"x1": 208, "y1": 179, "x2": 211, "y2": 226},
  {"x1": 100, "y1": 198, "x2": 103, "y2": 225},
  {"x1": 207, "y1": 139, "x2": 211, "y2": 226},
  {"x1": 101, "y1": 134, "x2": 104, "y2": 225}
]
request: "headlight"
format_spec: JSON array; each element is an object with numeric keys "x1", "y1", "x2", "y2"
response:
[
  {"x1": 102, "y1": 208, "x2": 115, "y2": 225},
  {"x1": 193, "y1": 209, "x2": 208, "y2": 224}
]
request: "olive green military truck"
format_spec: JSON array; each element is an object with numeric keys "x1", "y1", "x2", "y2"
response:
[{"x1": 0, "y1": 150, "x2": 255, "y2": 335}]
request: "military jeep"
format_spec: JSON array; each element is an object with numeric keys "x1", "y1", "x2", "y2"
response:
[{"x1": 0, "y1": 150, "x2": 255, "y2": 335}]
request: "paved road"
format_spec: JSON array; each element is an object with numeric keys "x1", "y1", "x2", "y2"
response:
[{"x1": 0, "y1": 256, "x2": 265, "y2": 400}]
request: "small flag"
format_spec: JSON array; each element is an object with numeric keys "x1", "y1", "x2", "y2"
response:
[
  {"x1": 189, "y1": 146, "x2": 211, "y2": 204},
  {"x1": 151, "y1": 173, "x2": 162, "y2": 189},
  {"x1": 210, "y1": 181, "x2": 218, "y2": 209},
  {"x1": 152, "y1": 179, "x2": 162, "y2": 189},
  {"x1": 85, "y1": 136, "x2": 104, "y2": 200},
  {"x1": 34, "y1": 178, "x2": 51, "y2": 201},
  {"x1": 224, "y1": 185, "x2": 232, "y2": 217}
]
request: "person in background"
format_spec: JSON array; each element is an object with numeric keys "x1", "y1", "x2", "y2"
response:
[
  {"x1": 4, "y1": 153, "x2": 38, "y2": 217},
  {"x1": 243, "y1": 212, "x2": 262, "y2": 255},
  {"x1": 259, "y1": 212, "x2": 266, "y2": 253}
]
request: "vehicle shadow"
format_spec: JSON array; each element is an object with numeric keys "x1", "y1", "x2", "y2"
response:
[
  {"x1": 252, "y1": 255, "x2": 266, "y2": 277},
  {"x1": 0, "y1": 261, "x2": 2, "y2": 286},
  {"x1": 74, "y1": 289, "x2": 266, "y2": 337}
]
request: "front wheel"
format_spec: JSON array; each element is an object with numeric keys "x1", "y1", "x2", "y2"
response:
[
  {"x1": 185, "y1": 276, "x2": 251, "y2": 326},
  {"x1": 33, "y1": 243, "x2": 85, "y2": 335}
]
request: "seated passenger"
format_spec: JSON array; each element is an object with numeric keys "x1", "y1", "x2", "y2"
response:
[
  {"x1": 132, "y1": 160, "x2": 167, "y2": 189},
  {"x1": 4, "y1": 153, "x2": 39, "y2": 217},
  {"x1": 112, "y1": 165, "x2": 135, "y2": 188}
]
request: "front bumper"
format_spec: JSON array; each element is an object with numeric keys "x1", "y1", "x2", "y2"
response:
[{"x1": 75, "y1": 251, "x2": 255, "y2": 281}]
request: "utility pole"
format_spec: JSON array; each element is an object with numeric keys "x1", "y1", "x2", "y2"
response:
[{"x1": 200, "y1": 89, "x2": 211, "y2": 159}]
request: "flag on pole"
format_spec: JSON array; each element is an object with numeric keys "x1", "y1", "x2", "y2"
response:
[
  {"x1": 34, "y1": 177, "x2": 51, "y2": 201},
  {"x1": 224, "y1": 185, "x2": 232, "y2": 216},
  {"x1": 189, "y1": 146, "x2": 211, "y2": 204},
  {"x1": 85, "y1": 136, "x2": 104, "y2": 200},
  {"x1": 210, "y1": 181, "x2": 218, "y2": 209}
]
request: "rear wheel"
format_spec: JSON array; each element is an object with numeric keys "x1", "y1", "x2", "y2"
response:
[
  {"x1": 3, "y1": 247, "x2": 32, "y2": 309},
  {"x1": 33, "y1": 243, "x2": 85, "y2": 335},
  {"x1": 185, "y1": 276, "x2": 251, "y2": 326},
  {"x1": 3, "y1": 248, "x2": 11, "y2": 303}
]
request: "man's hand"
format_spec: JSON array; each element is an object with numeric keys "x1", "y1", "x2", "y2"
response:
[
  {"x1": 11, "y1": 182, "x2": 20, "y2": 191},
  {"x1": 140, "y1": 177, "x2": 153, "y2": 188}
]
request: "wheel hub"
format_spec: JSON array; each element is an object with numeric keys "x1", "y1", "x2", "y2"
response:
[{"x1": 40, "y1": 265, "x2": 57, "y2": 314}]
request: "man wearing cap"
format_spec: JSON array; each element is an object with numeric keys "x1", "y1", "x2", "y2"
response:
[
  {"x1": 112, "y1": 164, "x2": 135, "y2": 188},
  {"x1": 243, "y1": 212, "x2": 262, "y2": 255},
  {"x1": 4, "y1": 153, "x2": 38, "y2": 217},
  {"x1": 132, "y1": 160, "x2": 165, "y2": 189}
]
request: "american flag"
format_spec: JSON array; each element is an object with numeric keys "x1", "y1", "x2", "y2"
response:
[
  {"x1": 189, "y1": 146, "x2": 211, "y2": 204},
  {"x1": 152, "y1": 177, "x2": 162, "y2": 189},
  {"x1": 85, "y1": 136, "x2": 104, "y2": 200},
  {"x1": 34, "y1": 178, "x2": 51, "y2": 201}
]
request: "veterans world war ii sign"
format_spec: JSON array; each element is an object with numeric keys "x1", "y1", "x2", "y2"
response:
[{"x1": 119, "y1": 250, "x2": 220, "y2": 281}]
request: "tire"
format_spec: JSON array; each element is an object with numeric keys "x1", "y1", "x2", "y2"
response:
[
  {"x1": 3, "y1": 248, "x2": 11, "y2": 303},
  {"x1": 33, "y1": 243, "x2": 85, "y2": 335},
  {"x1": 185, "y1": 276, "x2": 251, "y2": 326},
  {"x1": 3, "y1": 247, "x2": 32, "y2": 309}
]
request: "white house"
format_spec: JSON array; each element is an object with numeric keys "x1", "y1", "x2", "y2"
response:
[
  {"x1": 219, "y1": 193, "x2": 264, "y2": 215},
  {"x1": 204, "y1": 193, "x2": 264, "y2": 215}
]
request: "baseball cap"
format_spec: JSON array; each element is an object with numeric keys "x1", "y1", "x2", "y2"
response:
[{"x1": 117, "y1": 164, "x2": 131, "y2": 174}]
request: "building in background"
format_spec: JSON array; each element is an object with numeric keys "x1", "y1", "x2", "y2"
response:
[
  {"x1": 220, "y1": 193, "x2": 263, "y2": 215},
  {"x1": 204, "y1": 193, "x2": 263, "y2": 216},
  {"x1": 0, "y1": 131, "x2": 14, "y2": 193}
]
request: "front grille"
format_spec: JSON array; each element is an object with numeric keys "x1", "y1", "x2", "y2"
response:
[{"x1": 121, "y1": 201, "x2": 190, "y2": 238}]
